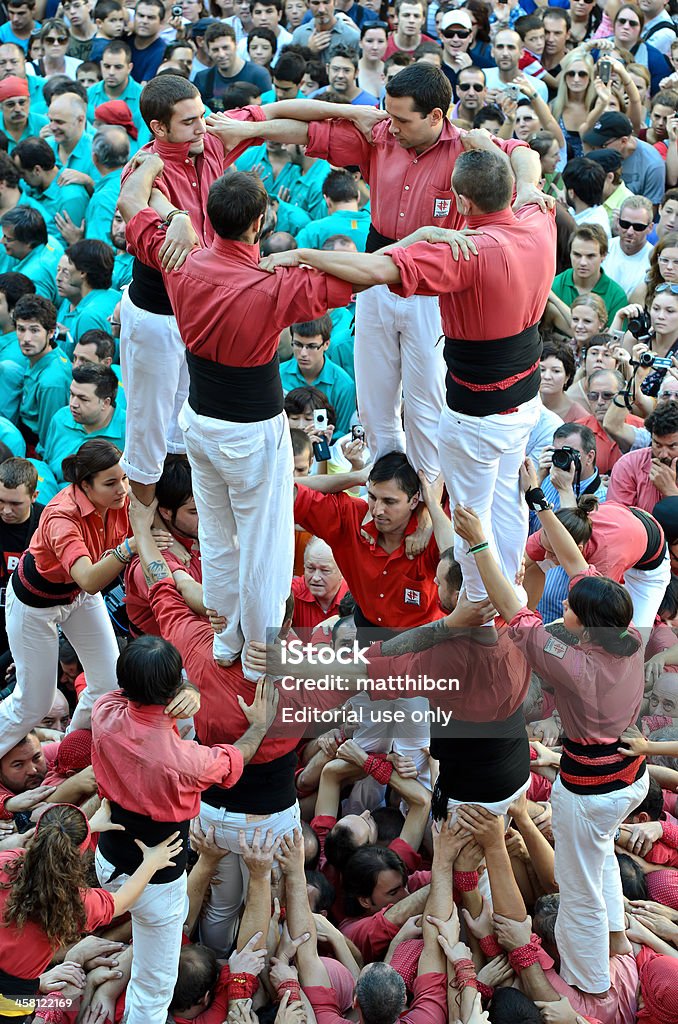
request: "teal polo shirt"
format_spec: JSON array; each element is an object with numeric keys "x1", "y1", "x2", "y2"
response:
[
  {"x1": 30, "y1": 458, "x2": 59, "y2": 503},
  {"x1": 4, "y1": 110, "x2": 48, "y2": 154},
  {"x1": 0, "y1": 413, "x2": 25, "y2": 454},
  {"x1": 0, "y1": 359, "x2": 24, "y2": 424},
  {"x1": 112, "y1": 251, "x2": 133, "y2": 290},
  {"x1": 87, "y1": 78, "x2": 142, "y2": 128},
  {"x1": 551, "y1": 269, "x2": 628, "y2": 322},
  {"x1": 27, "y1": 74, "x2": 48, "y2": 116},
  {"x1": 47, "y1": 129, "x2": 100, "y2": 182},
  {"x1": 13, "y1": 237, "x2": 64, "y2": 304},
  {"x1": 39, "y1": 401, "x2": 126, "y2": 484},
  {"x1": 57, "y1": 287, "x2": 120, "y2": 352},
  {"x1": 22, "y1": 177, "x2": 90, "y2": 246},
  {"x1": 235, "y1": 143, "x2": 302, "y2": 195},
  {"x1": 296, "y1": 208, "x2": 371, "y2": 252},
  {"x1": 84, "y1": 169, "x2": 122, "y2": 245},
  {"x1": 0, "y1": 330, "x2": 25, "y2": 367},
  {"x1": 275, "y1": 197, "x2": 310, "y2": 237},
  {"x1": 20, "y1": 347, "x2": 71, "y2": 445},
  {"x1": 327, "y1": 306, "x2": 355, "y2": 381},
  {"x1": 280, "y1": 355, "x2": 356, "y2": 435},
  {"x1": 288, "y1": 159, "x2": 333, "y2": 222}
]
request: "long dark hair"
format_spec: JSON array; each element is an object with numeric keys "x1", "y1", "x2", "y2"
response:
[
  {"x1": 2, "y1": 804, "x2": 89, "y2": 946},
  {"x1": 567, "y1": 575, "x2": 640, "y2": 656},
  {"x1": 61, "y1": 438, "x2": 122, "y2": 489},
  {"x1": 555, "y1": 494, "x2": 599, "y2": 545}
]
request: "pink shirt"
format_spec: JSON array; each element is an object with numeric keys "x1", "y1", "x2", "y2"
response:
[{"x1": 606, "y1": 448, "x2": 663, "y2": 514}]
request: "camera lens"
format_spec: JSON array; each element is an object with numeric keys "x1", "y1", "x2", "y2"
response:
[{"x1": 551, "y1": 450, "x2": 573, "y2": 471}]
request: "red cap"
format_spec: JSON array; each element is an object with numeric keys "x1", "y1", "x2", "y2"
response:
[{"x1": 94, "y1": 99, "x2": 138, "y2": 141}]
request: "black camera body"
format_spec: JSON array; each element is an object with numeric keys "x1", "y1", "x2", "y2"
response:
[
  {"x1": 627, "y1": 309, "x2": 653, "y2": 343},
  {"x1": 639, "y1": 351, "x2": 673, "y2": 370},
  {"x1": 551, "y1": 446, "x2": 581, "y2": 473}
]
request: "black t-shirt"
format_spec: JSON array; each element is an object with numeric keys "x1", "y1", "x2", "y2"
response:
[{"x1": 0, "y1": 503, "x2": 44, "y2": 649}]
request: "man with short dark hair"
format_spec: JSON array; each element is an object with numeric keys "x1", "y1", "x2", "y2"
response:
[
  {"x1": 236, "y1": 0, "x2": 293, "y2": 66},
  {"x1": 608, "y1": 401, "x2": 678, "y2": 510},
  {"x1": 0, "y1": 270, "x2": 34, "y2": 363},
  {"x1": 0, "y1": 0, "x2": 39, "y2": 54},
  {"x1": 291, "y1": 0, "x2": 359, "y2": 60},
  {"x1": 86, "y1": 41, "x2": 142, "y2": 133},
  {"x1": 12, "y1": 136, "x2": 90, "y2": 247},
  {"x1": 195, "y1": 23, "x2": 271, "y2": 110},
  {"x1": 128, "y1": 0, "x2": 167, "y2": 82},
  {"x1": 0, "y1": 207, "x2": 62, "y2": 303},
  {"x1": 0, "y1": 732, "x2": 53, "y2": 824},
  {"x1": 452, "y1": 64, "x2": 486, "y2": 122},
  {"x1": 0, "y1": 457, "x2": 42, "y2": 653},
  {"x1": 16, "y1": 293, "x2": 70, "y2": 448},
  {"x1": 280, "y1": 314, "x2": 356, "y2": 433},
  {"x1": 119, "y1": 155, "x2": 354, "y2": 674},
  {"x1": 62, "y1": 0, "x2": 97, "y2": 61},
  {"x1": 56, "y1": 240, "x2": 119, "y2": 349},
  {"x1": 562, "y1": 156, "x2": 610, "y2": 237},
  {"x1": 541, "y1": 8, "x2": 570, "y2": 75},
  {"x1": 384, "y1": 0, "x2": 433, "y2": 58},
  {"x1": 318, "y1": 43, "x2": 378, "y2": 104},
  {"x1": 39, "y1": 364, "x2": 125, "y2": 484},
  {"x1": 296, "y1": 168, "x2": 370, "y2": 249},
  {"x1": 552, "y1": 224, "x2": 627, "y2": 321}
]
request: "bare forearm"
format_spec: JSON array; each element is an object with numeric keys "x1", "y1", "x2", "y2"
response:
[
  {"x1": 384, "y1": 884, "x2": 430, "y2": 926},
  {"x1": 238, "y1": 869, "x2": 270, "y2": 950},
  {"x1": 603, "y1": 401, "x2": 637, "y2": 451},
  {"x1": 133, "y1": 523, "x2": 173, "y2": 587},
  {"x1": 233, "y1": 723, "x2": 267, "y2": 765},
  {"x1": 172, "y1": 571, "x2": 207, "y2": 615},
  {"x1": 298, "y1": 468, "x2": 368, "y2": 494},
  {"x1": 185, "y1": 856, "x2": 218, "y2": 935},
  {"x1": 484, "y1": 842, "x2": 526, "y2": 920},
  {"x1": 421, "y1": 853, "x2": 454, "y2": 973},
  {"x1": 534, "y1": 508, "x2": 588, "y2": 576},
  {"x1": 513, "y1": 816, "x2": 557, "y2": 893},
  {"x1": 247, "y1": 116, "x2": 310, "y2": 145},
  {"x1": 264, "y1": 99, "x2": 363, "y2": 124},
  {"x1": 473, "y1": 549, "x2": 523, "y2": 622},
  {"x1": 396, "y1": 782, "x2": 431, "y2": 852},
  {"x1": 429, "y1": 504, "x2": 455, "y2": 553},
  {"x1": 118, "y1": 163, "x2": 161, "y2": 222},
  {"x1": 510, "y1": 146, "x2": 541, "y2": 187},
  {"x1": 296, "y1": 248, "x2": 401, "y2": 288},
  {"x1": 524, "y1": 561, "x2": 545, "y2": 610}
]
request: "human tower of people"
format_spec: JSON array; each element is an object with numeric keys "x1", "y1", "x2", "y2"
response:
[{"x1": 1, "y1": 1, "x2": 678, "y2": 1022}]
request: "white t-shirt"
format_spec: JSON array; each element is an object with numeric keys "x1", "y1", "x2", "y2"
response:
[
  {"x1": 572, "y1": 204, "x2": 612, "y2": 239},
  {"x1": 603, "y1": 236, "x2": 653, "y2": 298}
]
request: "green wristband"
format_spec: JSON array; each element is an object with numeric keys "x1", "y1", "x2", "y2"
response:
[{"x1": 469, "y1": 542, "x2": 489, "y2": 555}]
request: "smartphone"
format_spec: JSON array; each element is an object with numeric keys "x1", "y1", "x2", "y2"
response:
[
  {"x1": 351, "y1": 424, "x2": 365, "y2": 442},
  {"x1": 598, "y1": 60, "x2": 611, "y2": 84}
]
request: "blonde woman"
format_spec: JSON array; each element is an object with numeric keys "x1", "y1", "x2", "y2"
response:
[{"x1": 550, "y1": 49, "x2": 597, "y2": 158}]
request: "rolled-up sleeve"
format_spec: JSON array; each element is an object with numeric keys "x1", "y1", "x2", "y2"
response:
[
  {"x1": 306, "y1": 119, "x2": 373, "y2": 180},
  {"x1": 125, "y1": 208, "x2": 166, "y2": 270}
]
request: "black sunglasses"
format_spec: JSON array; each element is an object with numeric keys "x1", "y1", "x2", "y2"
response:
[
  {"x1": 618, "y1": 217, "x2": 651, "y2": 232},
  {"x1": 457, "y1": 82, "x2": 483, "y2": 92},
  {"x1": 443, "y1": 27, "x2": 471, "y2": 39}
]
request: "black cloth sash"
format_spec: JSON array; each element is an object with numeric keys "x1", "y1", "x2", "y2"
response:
[
  {"x1": 444, "y1": 324, "x2": 542, "y2": 415},
  {"x1": 365, "y1": 225, "x2": 396, "y2": 254},
  {"x1": 560, "y1": 737, "x2": 646, "y2": 795},
  {"x1": 11, "y1": 551, "x2": 80, "y2": 609},
  {"x1": 187, "y1": 351, "x2": 283, "y2": 423},
  {"x1": 0, "y1": 966, "x2": 39, "y2": 999},
  {"x1": 202, "y1": 750, "x2": 298, "y2": 813},
  {"x1": 97, "y1": 801, "x2": 189, "y2": 884},
  {"x1": 128, "y1": 258, "x2": 173, "y2": 316},
  {"x1": 630, "y1": 508, "x2": 666, "y2": 571}
]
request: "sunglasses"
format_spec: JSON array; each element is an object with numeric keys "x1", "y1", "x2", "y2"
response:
[
  {"x1": 565, "y1": 69, "x2": 589, "y2": 78},
  {"x1": 616, "y1": 16, "x2": 640, "y2": 25},
  {"x1": 443, "y1": 28, "x2": 471, "y2": 39},
  {"x1": 44, "y1": 35, "x2": 68, "y2": 43},
  {"x1": 587, "y1": 391, "x2": 616, "y2": 401},
  {"x1": 656, "y1": 283, "x2": 678, "y2": 294},
  {"x1": 618, "y1": 217, "x2": 651, "y2": 232},
  {"x1": 457, "y1": 82, "x2": 484, "y2": 92}
]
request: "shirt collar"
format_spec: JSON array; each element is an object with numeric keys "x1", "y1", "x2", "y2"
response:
[
  {"x1": 152, "y1": 138, "x2": 195, "y2": 163},
  {"x1": 465, "y1": 207, "x2": 517, "y2": 229},
  {"x1": 72, "y1": 484, "x2": 101, "y2": 519},
  {"x1": 362, "y1": 511, "x2": 418, "y2": 549},
  {"x1": 212, "y1": 235, "x2": 260, "y2": 263},
  {"x1": 128, "y1": 702, "x2": 176, "y2": 729}
]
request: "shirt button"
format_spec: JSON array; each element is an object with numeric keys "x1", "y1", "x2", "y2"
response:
[
  {"x1": 185, "y1": 158, "x2": 190, "y2": 164},
  {"x1": 377, "y1": 617, "x2": 382, "y2": 623},
  {"x1": 383, "y1": 570, "x2": 387, "y2": 575},
  {"x1": 413, "y1": 159, "x2": 418, "y2": 164},
  {"x1": 404, "y1": 185, "x2": 410, "y2": 191},
  {"x1": 192, "y1": 182, "x2": 197, "y2": 187},
  {"x1": 399, "y1": 212, "x2": 404, "y2": 218},
  {"x1": 379, "y1": 594, "x2": 384, "y2": 598}
]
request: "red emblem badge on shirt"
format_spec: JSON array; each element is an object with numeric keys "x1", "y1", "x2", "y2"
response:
[
  {"x1": 544, "y1": 636, "x2": 568, "y2": 660},
  {"x1": 404, "y1": 588, "x2": 421, "y2": 606},
  {"x1": 433, "y1": 199, "x2": 451, "y2": 218}
]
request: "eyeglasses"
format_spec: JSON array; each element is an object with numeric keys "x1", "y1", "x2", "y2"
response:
[
  {"x1": 443, "y1": 28, "x2": 471, "y2": 39},
  {"x1": 658, "y1": 256, "x2": 678, "y2": 266},
  {"x1": 656, "y1": 283, "x2": 678, "y2": 294},
  {"x1": 292, "y1": 340, "x2": 324, "y2": 351},
  {"x1": 618, "y1": 217, "x2": 651, "y2": 232},
  {"x1": 565, "y1": 69, "x2": 589, "y2": 78},
  {"x1": 44, "y1": 35, "x2": 68, "y2": 43},
  {"x1": 616, "y1": 16, "x2": 640, "y2": 25},
  {"x1": 457, "y1": 81, "x2": 484, "y2": 92},
  {"x1": 587, "y1": 391, "x2": 616, "y2": 401}
]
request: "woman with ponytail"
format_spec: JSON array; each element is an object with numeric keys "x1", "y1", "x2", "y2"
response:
[
  {"x1": 0, "y1": 802, "x2": 182, "y2": 1021},
  {"x1": 526, "y1": 492, "x2": 670, "y2": 627},
  {"x1": 453, "y1": 459, "x2": 649, "y2": 1000},
  {"x1": 0, "y1": 439, "x2": 135, "y2": 757}
]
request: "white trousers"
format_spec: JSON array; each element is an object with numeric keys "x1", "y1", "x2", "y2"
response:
[
  {"x1": 178, "y1": 403, "x2": 294, "y2": 677},
  {"x1": 0, "y1": 580, "x2": 119, "y2": 756},
  {"x1": 95, "y1": 847, "x2": 187, "y2": 1024},
  {"x1": 354, "y1": 286, "x2": 445, "y2": 480},
  {"x1": 120, "y1": 290, "x2": 189, "y2": 485},
  {"x1": 551, "y1": 771, "x2": 649, "y2": 994},
  {"x1": 198, "y1": 800, "x2": 300, "y2": 955},
  {"x1": 438, "y1": 397, "x2": 542, "y2": 602},
  {"x1": 624, "y1": 552, "x2": 671, "y2": 628}
]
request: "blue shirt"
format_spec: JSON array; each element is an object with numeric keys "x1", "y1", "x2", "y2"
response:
[
  {"x1": 39, "y1": 401, "x2": 126, "y2": 485},
  {"x1": 112, "y1": 251, "x2": 133, "y2": 291},
  {"x1": 0, "y1": 21, "x2": 41, "y2": 52},
  {"x1": 296, "y1": 208, "x2": 371, "y2": 252},
  {"x1": 280, "y1": 355, "x2": 357, "y2": 435},
  {"x1": 287, "y1": 159, "x2": 333, "y2": 222},
  {"x1": 3, "y1": 110, "x2": 48, "y2": 154},
  {"x1": 0, "y1": 358, "x2": 24, "y2": 424},
  {"x1": 128, "y1": 37, "x2": 167, "y2": 83},
  {"x1": 86, "y1": 77, "x2": 143, "y2": 128},
  {"x1": 57, "y1": 288, "x2": 120, "y2": 353},
  {"x1": 84, "y1": 169, "x2": 122, "y2": 245},
  {"x1": 0, "y1": 413, "x2": 25, "y2": 455},
  {"x1": 47, "y1": 128, "x2": 99, "y2": 181},
  {"x1": 26, "y1": 73, "x2": 48, "y2": 116},
  {"x1": 0, "y1": 330, "x2": 26, "y2": 367},
  {"x1": 22, "y1": 176, "x2": 90, "y2": 245},
  {"x1": 235, "y1": 143, "x2": 302, "y2": 194},
  {"x1": 13, "y1": 237, "x2": 64, "y2": 304},
  {"x1": 20, "y1": 347, "x2": 71, "y2": 444}
]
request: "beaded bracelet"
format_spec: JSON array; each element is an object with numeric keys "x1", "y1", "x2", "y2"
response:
[
  {"x1": 364, "y1": 754, "x2": 394, "y2": 785},
  {"x1": 124, "y1": 538, "x2": 133, "y2": 558},
  {"x1": 276, "y1": 980, "x2": 302, "y2": 1003},
  {"x1": 508, "y1": 942, "x2": 541, "y2": 972},
  {"x1": 111, "y1": 546, "x2": 129, "y2": 565},
  {"x1": 453, "y1": 870, "x2": 479, "y2": 892},
  {"x1": 479, "y1": 934, "x2": 503, "y2": 959},
  {"x1": 227, "y1": 973, "x2": 259, "y2": 1001},
  {"x1": 468, "y1": 542, "x2": 489, "y2": 555}
]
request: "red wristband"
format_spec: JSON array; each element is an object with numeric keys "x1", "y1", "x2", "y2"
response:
[
  {"x1": 227, "y1": 973, "x2": 259, "y2": 1000},
  {"x1": 508, "y1": 942, "x2": 541, "y2": 972},
  {"x1": 453, "y1": 957, "x2": 478, "y2": 990},
  {"x1": 276, "y1": 980, "x2": 301, "y2": 1003},
  {"x1": 477, "y1": 981, "x2": 494, "y2": 1001},
  {"x1": 364, "y1": 754, "x2": 394, "y2": 785},
  {"x1": 453, "y1": 870, "x2": 479, "y2": 892},
  {"x1": 479, "y1": 934, "x2": 503, "y2": 958}
]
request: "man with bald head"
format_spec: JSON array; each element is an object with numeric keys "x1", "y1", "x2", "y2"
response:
[
  {"x1": 54, "y1": 126, "x2": 130, "y2": 246},
  {"x1": 46, "y1": 92, "x2": 97, "y2": 183},
  {"x1": 484, "y1": 28, "x2": 549, "y2": 103},
  {"x1": 291, "y1": 535, "x2": 348, "y2": 634}
]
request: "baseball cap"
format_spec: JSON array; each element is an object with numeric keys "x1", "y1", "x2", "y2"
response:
[
  {"x1": 192, "y1": 16, "x2": 220, "y2": 37},
  {"x1": 441, "y1": 9, "x2": 473, "y2": 31},
  {"x1": 585, "y1": 148, "x2": 623, "y2": 173},
  {"x1": 582, "y1": 111, "x2": 633, "y2": 148}
]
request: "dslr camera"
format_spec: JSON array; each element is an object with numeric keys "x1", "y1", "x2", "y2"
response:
[
  {"x1": 551, "y1": 446, "x2": 581, "y2": 473},
  {"x1": 627, "y1": 309, "x2": 653, "y2": 343}
]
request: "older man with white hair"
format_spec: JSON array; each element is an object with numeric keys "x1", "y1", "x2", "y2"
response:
[{"x1": 291, "y1": 535, "x2": 348, "y2": 634}]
